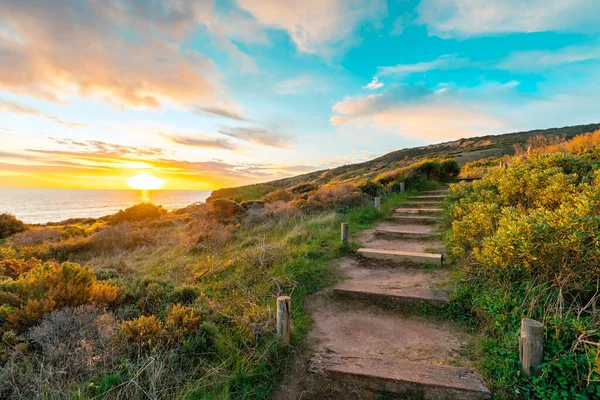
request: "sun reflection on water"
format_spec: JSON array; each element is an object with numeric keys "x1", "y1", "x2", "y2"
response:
[{"x1": 140, "y1": 190, "x2": 151, "y2": 203}]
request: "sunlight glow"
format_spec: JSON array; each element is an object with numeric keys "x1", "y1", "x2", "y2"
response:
[{"x1": 127, "y1": 172, "x2": 165, "y2": 190}]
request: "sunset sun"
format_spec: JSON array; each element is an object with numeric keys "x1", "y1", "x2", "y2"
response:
[{"x1": 127, "y1": 172, "x2": 165, "y2": 190}]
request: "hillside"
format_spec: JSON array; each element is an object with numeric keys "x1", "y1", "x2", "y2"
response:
[{"x1": 208, "y1": 123, "x2": 600, "y2": 202}]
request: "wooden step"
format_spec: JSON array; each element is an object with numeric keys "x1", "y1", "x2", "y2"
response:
[
  {"x1": 421, "y1": 189, "x2": 449, "y2": 194},
  {"x1": 311, "y1": 355, "x2": 491, "y2": 400},
  {"x1": 375, "y1": 228, "x2": 439, "y2": 239},
  {"x1": 412, "y1": 195, "x2": 446, "y2": 200},
  {"x1": 402, "y1": 201, "x2": 441, "y2": 206},
  {"x1": 393, "y1": 215, "x2": 440, "y2": 224},
  {"x1": 395, "y1": 207, "x2": 443, "y2": 214},
  {"x1": 358, "y1": 248, "x2": 443, "y2": 266},
  {"x1": 334, "y1": 282, "x2": 450, "y2": 305}
]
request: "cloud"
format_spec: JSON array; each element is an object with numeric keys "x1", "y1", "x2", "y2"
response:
[
  {"x1": 236, "y1": 0, "x2": 387, "y2": 56},
  {"x1": 274, "y1": 75, "x2": 325, "y2": 95},
  {"x1": 330, "y1": 83, "x2": 514, "y2": 139},
  {"x1": 0, "y1": 143, "x2": 315, "y2": 189},
  {"x1": 323, "y1": 150, "x2": 378, "y2": 167},
  {"x1": 416, "y1": 0, "x2": 600, "y2": 37},
  {"x1": 194, "y1": 104, "x2": 247, "y2": 121},
  {"x1": 363, "y1": 77, "x2": 384, "y2": 90},
  {"x1": 331, "y1": 85, "x2": 435, "y2": 125},
  {"x1": 377, "y1": 55, "x2": 465, "y2": 77},
  {"x1": 500, "y1": 43, "x2": 600, "y2": 71},
  {"x1": 40, "y1": 139, "x2": 166, "y2": 158},
  {"x1": 0, "y1": 98, "x2": 86, "y2": 128},
  {"x1": 0, "y1": 0, "x2": 238, "y2": 109},
  {"x1": 218, "y1": 126, "x2": 293, "y2": 148},
  {"x1": 162, "y1": 133, "x2": 236, "y2": 150}
]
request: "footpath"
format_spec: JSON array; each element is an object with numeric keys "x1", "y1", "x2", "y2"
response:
[{"x1": 275, "y1": 186, "x2": 490, "y2": 399}]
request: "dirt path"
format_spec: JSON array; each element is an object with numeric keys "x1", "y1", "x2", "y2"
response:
[{"x1": 273, "y1": 188, "x2": 490, "y2": 400}]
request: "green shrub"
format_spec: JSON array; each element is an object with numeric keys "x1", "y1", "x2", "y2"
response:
[
  {"x1": 0, "y1": 214, "x2": 27, "y2": 239},
  {"x1": 289, "y1": 182, "x2": 317, "y2": 194},
  {"x1": 357, "y1": 180, "x2": 383, "y2": 197},
  {"x1": 444, "y1": 153, "x2": 600, "y2": 397}
]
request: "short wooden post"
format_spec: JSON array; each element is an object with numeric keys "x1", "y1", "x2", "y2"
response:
[
  {"x1": 520, "y1": 318, "x2": 544, "y2": 376},
  {"x1": 341, "y1": 222, "x2": 349, "y2": 245},
  {"x1": 277, "y1": 296, "x2": 291, "y2": 344},
  {"x1": 399, "y1": 182, "x2": 405, "y2": 193},
  {"x1": 374, "y1": 197, "x2": 381, "y2": 212}
]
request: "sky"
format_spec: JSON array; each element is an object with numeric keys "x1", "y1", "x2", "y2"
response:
[{"x1": 0, "y1": 0, "x2": 599, "y2": 190}]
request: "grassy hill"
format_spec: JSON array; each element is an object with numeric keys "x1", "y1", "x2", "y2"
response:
[{"x1": 208, "y1": 123, "x2": 600, "y2": 202}]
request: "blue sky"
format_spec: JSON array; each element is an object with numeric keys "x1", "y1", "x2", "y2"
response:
[{"x1": 0, "y1": 0, "x2": 599, "y2": 189}]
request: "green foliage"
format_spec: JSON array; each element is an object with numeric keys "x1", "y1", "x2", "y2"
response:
[
  {"x1": 357, "y1": 180, "x2": 383, "y2": 197},
  {"x1": 0, "y1": 214, "x2": 27, "y2": 240},
  {"x1": 444, "y1": 152, "x2": 600, "y2": 398}
]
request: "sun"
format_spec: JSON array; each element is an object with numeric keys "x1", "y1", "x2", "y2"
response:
[{"x1": 127, "y1": 172, "x2": 165, "y2": 190}]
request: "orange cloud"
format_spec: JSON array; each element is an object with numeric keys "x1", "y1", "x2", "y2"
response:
[
  {"x1": 0, "y1": 98, "x2": 86, "y2": 128},
  {"x1": 0, "y1": 142, "x2": 316, "y2": 190},
  {"x1": 0, "y1": 0, "x2": 230, "y2": 109}
]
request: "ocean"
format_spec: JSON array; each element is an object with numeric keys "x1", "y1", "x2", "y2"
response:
[{"x1": 0, "y1": 189, "x2": 211, "y2": 224}]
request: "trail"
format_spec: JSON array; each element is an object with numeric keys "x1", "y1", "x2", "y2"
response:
[{"x1": 275, "y1": 187, "x2": 490, "y2": 399}]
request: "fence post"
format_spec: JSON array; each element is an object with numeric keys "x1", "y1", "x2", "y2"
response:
[
  {"x1": 341, "y1": 222, "x2": 349, "y2": 245},
  {"x1": 520, "y1": 318, "x2": 544, "y2": 376},
  {"x1": 399, "y1": 182, "x2": 405, "y2": 193},
  {"x1": 374, "y1": 196, "x2": 381, "y2": 212},
  {"x1": 277, "y1": 296, "x2": 291, "y2": 344}
]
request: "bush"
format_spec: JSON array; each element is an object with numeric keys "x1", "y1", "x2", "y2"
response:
[
  {"x1": 119, "y1": 315, "x2": 163, "y2": 344},
  {"x1": 440, "y1": 159, "x2": 460, "y2": 178},
  {"x1": 0, "y1": 261, "x2": 120, "y2": 332},
  {"x1": 0, "y1": 214, "x2": 27, "y2": 240},
  {"x1": 240, "y1": 200, "x2": 264, "y2": 210},
  {"x1": 444, "y1": 153, "x2": 600, "y2": 397},
  {"x1": 357, "y1": 180, "x2": 383, "y2": 197},
  {"x1": 110, "y1": 203, "x2": 165, "y2": 225},
  {"x1": 266, "y1": 189, "x2": 293, "y2": 202},
  {"x1": 0, "y1": 258, "x2": 39, "y2": 279},
  {"x1": 263, "y1": 201, "x2": 300, "y2": 218},
  {"x1": 299, "y1": 184, "x2": 367, "y2": 211},
  {"x1": 289, "y1": 182, "x2": 317, "y2": 195},
  {"x1": 208, "y1": 199, "x2": 245, "y2": 222}
]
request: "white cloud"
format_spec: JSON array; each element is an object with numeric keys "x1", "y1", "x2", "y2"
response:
[
  {"x1": 500, "y1": 43, "x2": 600, "y2": 71},
  {"x1": 363, "y1": 77, "x2": 384, "y2": 90},
  {"x1": 377, "y1": 54, "x2": 465, "y2": 77},
  {"x1": 274, "y1": 75, "x2": 325, "y2": 95},
  {"x1": 237, "y1": 0, "x2": 387, "y2": 56},
  {"x1": 416, "y1": 0, "x2": 600, "y2": 37}
]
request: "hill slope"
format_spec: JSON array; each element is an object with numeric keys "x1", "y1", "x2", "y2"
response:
[{"x1": 208, "y1": 123, "x2": 600, "y2": 202}]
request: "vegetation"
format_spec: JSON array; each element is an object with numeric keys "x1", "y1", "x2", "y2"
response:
[
  {"x1": 209, "y1": 123, "x2": 600, "y2": 203},
  {"x1": 0, "y1": 176, "x2": 416, "y2": 398},
  {"x1": 0, "y1": 214, "x2": 27, "y2": 240},
  {"x1": 443, "y1": 131, "x2": 600, "y2": 398}
]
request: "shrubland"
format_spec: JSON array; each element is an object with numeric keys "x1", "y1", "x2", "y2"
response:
[
  {"x1": 0, "y1": 179, "x2": 422, "y2": 398},
  {"x1": 443, "y1": 131, "x2": 600, "y2": 398},
  {"x1": 209, "y1": 123, "x2": 600, "y2": 203}
]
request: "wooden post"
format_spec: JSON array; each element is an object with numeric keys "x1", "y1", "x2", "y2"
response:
[
  {"x1": 341, "y1": 222, "x2": 349, "y2": 245},
  {"x1": 374, "y1": 196, "x2": 381, "y2": 212},
  {"x1": 277, "y1": 296, "x2": 291, "y2": 344},
  {"x1": 520, "y1": 318, "x2": 544, "y2": 376},
  {"x1": 399, "y1": 182, "x2": 405, "y2": 193}
]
